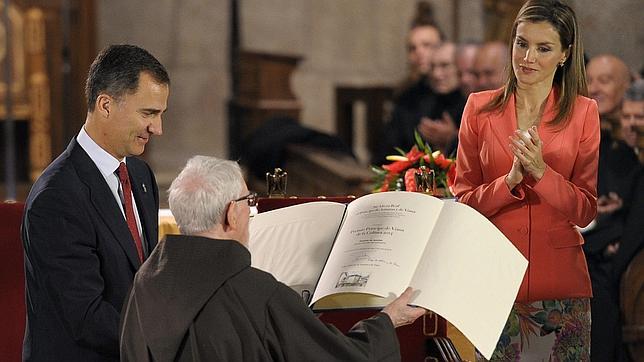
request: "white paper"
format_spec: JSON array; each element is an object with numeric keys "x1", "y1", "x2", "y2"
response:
[
  {"x1": 248, "y1": 193, "x2": 528, "y2": 360},
  {"x1": 311, "y1": 192, "x2": 444, "y2": 301},
  {"x1": 408, "y1": 201, "x2": 527, "y2": 359},
  {"x1": 249, "y1": 202, "x2": 346, "y2": 296}
]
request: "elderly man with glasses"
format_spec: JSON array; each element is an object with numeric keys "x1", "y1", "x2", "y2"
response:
[{"x1": 119, "y1": 155, "x2": 425, "y2": 361}]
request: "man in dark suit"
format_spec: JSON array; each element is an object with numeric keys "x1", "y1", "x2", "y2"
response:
[
  {"x1": 21, "y1": 44, "x2": 170, "y2": 361},
  {"x1": 613, "y1": 80, "x2": 644, "y2": 282},
  {"x1": 583, "y1": 79, "x2": 643, "y2": 362}
]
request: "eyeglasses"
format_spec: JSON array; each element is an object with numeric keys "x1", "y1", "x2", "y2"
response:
[{"x1": 233, "y1": 191, "x2": 258, "y2": 207}]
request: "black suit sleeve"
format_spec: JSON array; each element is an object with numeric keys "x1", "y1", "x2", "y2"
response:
[
  {"x1": 612, "y1": 170, "x2": 644, "y2": 281},
  {"x1": 24, "y1": 188, "x2": 120, "y2": 357}
]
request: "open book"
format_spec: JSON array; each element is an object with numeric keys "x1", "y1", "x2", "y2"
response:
[{"x1": 249, "y1": 191, "x2": 527, "y2": 359}]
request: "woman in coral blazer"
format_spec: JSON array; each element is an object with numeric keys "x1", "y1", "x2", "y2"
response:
[{"x1": 453, "y1": 1, "x2": 599, "y2": 360}]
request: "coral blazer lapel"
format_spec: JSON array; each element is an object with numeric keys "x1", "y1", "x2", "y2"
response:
[
  {"x1": 537, "y1": 88, "x2": 560, "y2": 149},
  {"x1": 489, "y1": 92, "x2": 517, "y2": 161},
  {"x1": 488, "y1": 88, "x2": 561, "y2": 161}
]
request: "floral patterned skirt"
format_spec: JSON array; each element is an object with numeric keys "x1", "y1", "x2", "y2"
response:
[{"x1": 477, "y1": 298, "x2": 591, "y2": 361}]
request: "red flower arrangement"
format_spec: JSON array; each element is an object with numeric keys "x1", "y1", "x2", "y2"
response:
[{"x1": 372, "y1": 131, "x2": 456, "y2": 196}]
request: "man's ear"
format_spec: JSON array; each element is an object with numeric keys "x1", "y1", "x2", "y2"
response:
[
  {"x1": 223, "y1": 201, "x2": 237, "y2": 231},
  {"x1": 96, "y1": 94, "x2": 113, "y2": 118}
]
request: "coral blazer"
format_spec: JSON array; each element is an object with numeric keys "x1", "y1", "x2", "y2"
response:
[{"x1": 454, "y1": 88, "x2": 600, "y2": 302}]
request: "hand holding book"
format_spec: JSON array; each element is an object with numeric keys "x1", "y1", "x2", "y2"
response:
[{"x1": 381, "y1": 287, "x2": 427, "y2": 327}]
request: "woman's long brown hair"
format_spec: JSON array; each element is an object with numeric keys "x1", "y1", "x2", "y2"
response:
[{"x1": 480, "y1": 0, "x2": 588, "y2": 128}]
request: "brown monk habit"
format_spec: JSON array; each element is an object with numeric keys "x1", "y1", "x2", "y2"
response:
[{"x1": 120, "y1": 235, "x2": 401, "y2": 361}]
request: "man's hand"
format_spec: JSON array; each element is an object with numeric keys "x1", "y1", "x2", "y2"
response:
[
  {"x1": 597, "y1": 192, "x2": 623, "y2": 215},
  {"x1": 603, "y1": 241, "x2": 620, "y2": 257},
  {"x1": 381, "y1": 287, "x2": 427, "y2": 328},
  {"x1": 417, "y1": 112, "x2": 458, "y2": 151}
]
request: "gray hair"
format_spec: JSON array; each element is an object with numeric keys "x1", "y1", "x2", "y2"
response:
[
  {"x1": 168, "y1": 156, "x2": 243, "y2": 235},
  {"x1": 624, "y1": 79, "x2": 644, "y2": 102}
]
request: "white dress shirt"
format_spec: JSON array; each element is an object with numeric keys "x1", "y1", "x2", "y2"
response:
[{"x1": 76, "y1": 127, "x2": 146, "y2": 251}]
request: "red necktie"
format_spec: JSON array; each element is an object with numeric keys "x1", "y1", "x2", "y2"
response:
[{"x1": 118, "y1": 162, "x2": 144, "y2": 263}]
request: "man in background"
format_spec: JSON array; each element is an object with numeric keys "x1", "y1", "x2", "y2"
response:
[
  {"x1": 405, "y1": 0, "x2": 444, "y2": 83},
  {"x1": 472, "y1": 41, "x2": 508, "y2": 91},
  {"x1": 373, "y1": 1, "x2": 445, "y2": 164},
  {"x1": 621, "y1": 80, "x2": 644, "y2": 157},
  {"x1": 610, "y1": 85, "x2": 644, "y2": 356},
  {"x1": 455, "y1": 42, "x2": 480, "y2": 97},
  {"x1": 419, "y1": 42, "x2": 466, "y2": 156},
  {"x1": 22, "y1": 44, "x2": 169, "y2": 361},
  {"x1": 583, "y1": 63, "x2": 639, "y2": 362},
  {"x1": 587, "y1": 54, "x2": 631, "y2": 133},
  {"x1": 585, "y1": 54, "x2": 635, "y2": 207},
  {"x1": 120, "y1": 156, "x2": 426, "y2": 361}
]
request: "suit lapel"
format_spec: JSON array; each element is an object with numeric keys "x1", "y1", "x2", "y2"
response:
[
  {"x1": 489, "y1": 92, "x2": 517, "y2": 161},
  {"x1": 537, "y1": 88, "x2": 560, "y2": 149},
  {"x1": 69, "y1": 141, "x2": 142, "y2": 269}
]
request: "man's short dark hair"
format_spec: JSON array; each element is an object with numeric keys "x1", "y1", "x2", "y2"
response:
[
  {"x1": 624, "y1": 79, "x2": 644, "y2": 102},
  {"x1": 85, "y1": 44, "x2": 170, "y2": 111}
]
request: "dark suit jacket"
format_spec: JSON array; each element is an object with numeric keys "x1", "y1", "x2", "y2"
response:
[
  {"x1": 612, "y1": 166, "x2": 644, "y2": 284},
  {"x1": 21, "y1": 139, "x2": 159, "y2": 361},
  {"x1": 374, "y1": 79, "x2": 466, "y2": 164},
  {"x1": 583, "y1": 131, "x2": 639, "y2": 255}
]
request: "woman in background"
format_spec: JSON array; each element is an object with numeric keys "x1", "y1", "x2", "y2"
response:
[
  {"x1": 405, "y1": 1, "x2": 444, "y2": 86},
  {"x1": 454, "y1": 0, "x2": 599, "y2": 360},
  {"x1": 374, "y1": 1, "x2": 446, "y2": 164}
]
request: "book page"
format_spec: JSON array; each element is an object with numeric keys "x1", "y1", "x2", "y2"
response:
[
  {"x1": 248, "y1": 202, "x2": 346, "y2": 296},
  {"x1": 310, "y1": 192, "x2": 444, "y2": 306},
  {"x1": 409, "y1": 201, "x2": 528, "y2": 360}
]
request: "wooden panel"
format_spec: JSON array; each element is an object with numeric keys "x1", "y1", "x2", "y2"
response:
[
  {"x1": 0, "y1": 3, "x2": 51, "y2": 181},
  {"x1": 233, "y1": 99, "x2": 300, "y2": 138},
  {"x1": 282, "y1": 144, "x2": 373, "y2": 197},
  {"x1": 483, "y1": 0, "x2": 524, "y2": 42},
  {"x1": 0, "y1": 2, "x2": 30, "y2": 118},
  {"x1": 230, "y1": 51, "x2": 301, "y2": 157},
  {"x1": 238, "y1": 52, "x2": 301, "y2": 100},
  {"x1": 320, "y1": 310, "x2": 450, "y2": 361},
  {"x1": 335, "y1": 86, "x2": 394, "y2": 163},
  {"x1": 0, "y1": 0, "x2": 95, "y2": 183},
  {"x1": 58, "y1": 0, "x2": 96, "y2": 148}
]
